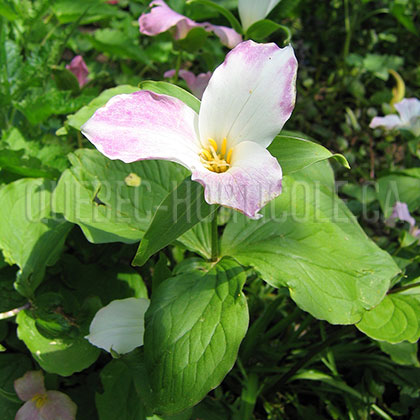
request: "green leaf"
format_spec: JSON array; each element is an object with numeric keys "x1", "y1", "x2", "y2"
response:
[
  {"x1": 16, "y1": 310, "x2": 100, "y2": 376},
  {"x1": 51, "y1": 0, "x2": 123, "y2": 24},
  {"x1": 96, "y1": 359, "x2": 148, "y2": 420},
  {"x1": 66, "y1": 85, "x2": 140, "y2": 131},
  {"x1": 133, "y1": 179, "x2": 216, "y2": 266},
  {"x1": 175, "y1": 26, "x2": 210, "y2": 52},
  {"x1": 0, "y1": 148, "x2": 59, "y2": 179},
  {"x1": 177, "y1": 218, "x2": 212, "y2": 259},
  {"x1": 221, "y1": 164, "x2": 399, "y2": 324},
  {"x1": 52, "y1": 149, "x2": 189, "y2": 244},
  {"x1": 357, "y1": 293, "x2": 420, "y2": 343},
  {"x1": 0, "y1": 1, "x2": 18, "y2": 20},
  {"x1": 52, "y1": 66, "x2": 80, "y2": 92},
  {"x1": 186, "y1": 0, "x2": 243, "y2": 34},
  {"x1": 144, "y1": 258, "x2": 249, "y2": 415},
  {"x1": 377, "y1": 173, "x2": 420, "y2": 218},
  {"x1": 90, "y1": 29, "x2": 152, "y2": 65},
  {"x1": 379, "y1": 341, "x2": 419, "y2": 366},
  {"x1": 139, "y1": 80, "x2": 201, "y2": 114},
  {"x1": 268, "y1": 134, "x2": 350, "y2": 175},
  {"x1": 246, "y1": 19, "x2": 291, "y2": 44},
  {"x1": 390, "y1": 3, "x2": 419, "y2": 37},
  {"x1": 0, "y1": 179, "x2": 72, "y2": 297}
]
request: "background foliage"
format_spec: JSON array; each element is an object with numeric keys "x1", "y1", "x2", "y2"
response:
[{"x1": 0, "y1": 0, "x2": 419, "y2": 419}]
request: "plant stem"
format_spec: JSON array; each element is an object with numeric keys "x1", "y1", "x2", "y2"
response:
[
  {"x1": 0, "y1": 303, "x2": 30, "y2": 320},
  {"x1": 211, "y1": 208, "x2": 219, "y2": 262},
  {"x1": 174, "y1": 51, "x2": 182, "y2": 83},
  {"x1": 343, "y1": 0, "x2": 351, "y2": 59},
  {"x1": 388, "y1": 281, "x2": 420, "y2": 294}
]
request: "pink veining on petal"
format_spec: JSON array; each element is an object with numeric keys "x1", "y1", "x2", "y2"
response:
[
  {"x1": 138, "y1": 0, "x2": 200, "y2": 40},
  {"x1": 192, "y1": 141, "x2": 282, "y2": 218},
  {"x1": 14, "y1": 371, "x2": 46, "y2": 402},
  {"x1": 164, "y1": 69, "x2": 212, "y2": 99},
  {"x1": 82, "y1": 90, "x2": 200, "y2": 168},
  {"x1": 66, "y1": 55, "x2": 89, "y2": 88},
  {"x1": 278, "y1": 56, "x2": 298, "y2": 120}
]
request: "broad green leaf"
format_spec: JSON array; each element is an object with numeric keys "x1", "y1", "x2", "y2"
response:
[
  {"x1": 379, "y1": 342, "x2": 419, "y2": 366},
  {"x1": 267, "y1": 134, "x2": 350, "y2": 176},
  {"x1": 177, "y1": 218, "x2": 212, "y2": 259},
  {"x1": 0, "y1": 179, "x2": 72, "y2": 297},
  {"x1": 221, "y1": 165, "x2": 399, "y2": 324},
  {"x1": 144, "y1": 258, "x2": 249, "y2": 414},
  {"x1": 90, "y1": 29, "x2": 152, "y2": 65},
  {"x1": 133, "y1": 179, "x2": 216, "y2": 266},
  {"x1": 0, "y1": 1, "x2": 18, "y2": 20},
  {"x1": 87, "y1": 298, "x2": 150, "y2": 354},
  {"x1": 96, "y1": 359, "x2": 148, "y2": 420},
  {"x1": 357, "y1": 294, "x2": 420, "y2": 343},
  {"x1": 187, "y1": 0, "x2": 243, "y2": 34},
  {"x1": 52, "y1": 149, "x2": 189, "y2": 244},
  {"x1": 377, "y1": 174, "x2": 420, "y2": 218},
  {"x1": 0, "y1": 148, "x2": 59, "y2": 179},
  {"x1": 66, "y1": 85, "x2": 140, "y2": 131},
  {"x1": 139, "y1": 80, "x2": 201, "y2": 114},
  {"x1": 246, "y1": 19, "x2": 291, "y2": 44},
  {"x1": 51, "y1": 0, "x2": 124, "y2": 24},
  {"x1": 16, "y1": 310, "x2": 100, "y2": 376}
]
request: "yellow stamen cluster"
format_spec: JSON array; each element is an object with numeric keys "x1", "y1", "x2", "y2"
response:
[
  {"x1": 32, "y1": 393, "x2": 48, "y2": 409},
  {"x1": 200, "y1": 138, "x2": 233, "y2": 173}
]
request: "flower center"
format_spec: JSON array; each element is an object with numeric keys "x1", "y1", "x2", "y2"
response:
[
  {"x1": 200, "y1": 138, "x2": 233, "y2": 173},
  {"x1": 31, "y1": 393, "x2": 48, "y2": 409}
]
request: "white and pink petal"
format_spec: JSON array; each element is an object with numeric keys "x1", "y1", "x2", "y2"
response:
[
  {"x1": 192, "y1": 141, "x2": 282, "y2": 218},
  {"x1": 81, "y1": 91, "x2": 201, "y2": 169},
  {"x1": 199, "y1": 40, "x2": 297, "y2": 150},
  {"x1": 369, "y1": 114, "x2": 402, "y2": 131},
  {"x1": 138, "y1": 0, "x2": 199, "y2": 40},
  {"x1": 14, "y1": 371, "x2": 46, "y2": 402},
  {"x1": 238, "y1": 0, "x2": 281, "y2": 31}
]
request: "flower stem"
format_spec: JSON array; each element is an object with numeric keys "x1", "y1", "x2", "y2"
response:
[
  {"x1": 211, "y1": 208, "x2": 219, "y2": 262},
  {"x1": 174, "y1": 51, "x2": 182, "y2": 83},
  {"x1": 0, "y1": 303, "x2": 30, "y2": 320}
]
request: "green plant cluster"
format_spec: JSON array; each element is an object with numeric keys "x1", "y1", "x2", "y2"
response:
[{"x1": 0, "y1": 0, "x2": 419, "y2": 419}]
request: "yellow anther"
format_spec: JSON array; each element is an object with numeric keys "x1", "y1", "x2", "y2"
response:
[
  {"x1": 201, "y1": 149, "x2": 212, "y2": 161},
  {"x1": 226, "y1": 148, "x2": 233, "y2": 164},
  {"x1": 221, "y1": 138, "x2": 227, "y2": 155},
  {"x1": 200, "y1": 137, "x2": 232, "y2": 173},
  {"x1": 208, "y1": 138, "x2": 218, "y2": 152}
]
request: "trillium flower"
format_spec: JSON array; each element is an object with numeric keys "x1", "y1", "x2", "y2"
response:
[
  {"x1": 370, "y1": 98, "x2": 420, "y2": 137},
  {"x1": 66, "y1": 55, "x2": 89, "y2": 88},
  {"x1": 387, "y1": 201, "x2": 420, "y2": 238},
  {"x1": 81, "y1": 41, "x2": 297, "y2": 218},
  {"x1": 14, "y1": 371, "x2": 77, "y2": 420},
  {"x1": 164, "y1": 69, "x2": 212, "y2": 99},
  {"x1": 238, "y1": 0, "x2": 281, "y2": 32},
  {"x1": 138, "y1": 0, "x2": 242, "y2": 49}
]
